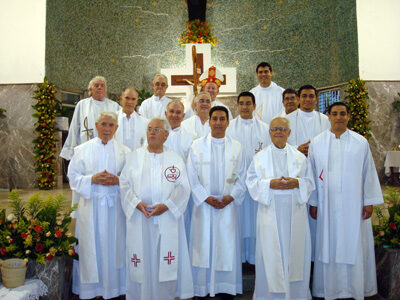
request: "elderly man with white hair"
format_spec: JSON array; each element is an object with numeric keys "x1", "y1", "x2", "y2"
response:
[
  {"x1": 181, "y1": 91, "x2": 212, "y2": 139},
  {"x1": 68, "y1": 111, "x2": 130, "y2": 299},
  {"x1": 60, "y1": 76, "x2": 121, "y2": 160},
  {"x1": 139, "y1": 74, "x2": 172, "y2": 120},
  {"x1": 120, "y1": 117, "x2": 193, "y2": 300}
]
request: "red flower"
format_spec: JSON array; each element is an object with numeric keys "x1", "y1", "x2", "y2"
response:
[
  {"x1": 35, "y1": 243, "x2": 44, "y2": 252},
  {"x1": 0, "y1": 246, "x2": 7, "y2": 256},
  {"x1": 21, "y1": 232, "x2": 28, "y2": 239},
  {"x1": 46, "y1": 254, "x2": 54, "y2": 261},
  {"x1": 34, "y1": 225, "x2": 43, "y2": 233},
  {"x1": 389, "y1": 223, "x2": 397, "y2": 230},
  {"x1": 55, "y1": 230, "x2": 62, "y2": 238}
]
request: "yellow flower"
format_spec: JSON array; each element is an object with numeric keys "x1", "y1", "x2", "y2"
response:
[
  {"x1": 45, "y1": 231, "x2": 51, "y2": 237},
  {"x1": 49, "y1": 247, "x2": 56, "y2": 255}
]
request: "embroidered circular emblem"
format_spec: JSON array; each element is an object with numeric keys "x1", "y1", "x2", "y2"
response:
[
  {"x1": 164, "y1": 165, "x2": 181, "y2": 182},
  {"x1": 209, "y1": 69, "x2": 215, "y2": 77}
]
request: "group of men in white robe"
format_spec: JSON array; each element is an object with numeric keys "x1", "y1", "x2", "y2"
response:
[{"x1": 63, "y1": 62, "x2": 383, "y2": 300}]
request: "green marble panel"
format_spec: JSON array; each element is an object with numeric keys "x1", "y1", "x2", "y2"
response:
[{"x1": 46, "y1": 0, "x2": 358, "y2": 94}]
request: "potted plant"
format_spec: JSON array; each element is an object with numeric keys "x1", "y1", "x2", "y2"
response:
[
  {"x1": 373, "y1": 187, "x2": 400, "y2": 299},
  {"x1": 0, "y1": 190, "x2": 78, "y2": 293}
]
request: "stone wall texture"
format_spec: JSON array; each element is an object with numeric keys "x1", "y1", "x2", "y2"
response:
[
  {"x1": 45, "y1": 0, "x2": 358, "y2": 95},
  {"x1": 366, "y1": 81, "x2": 400, "y2": 180},
  {"x1": 0, "y1": 84, "x2": 37, "y2": 189}
]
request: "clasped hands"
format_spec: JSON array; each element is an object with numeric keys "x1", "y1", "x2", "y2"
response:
[
  {"x1": 205, "y1": 195, "x2": 234, "y2": 209},
  {"x1": 91, "y1": 170, "x2": 119, "y2": 186},
  {"x1": 136, "y1": 201, "x2": 168, "y2": 218},
  {"x1": 270, "y1": 176, "x2": 299, "y2": 190}
]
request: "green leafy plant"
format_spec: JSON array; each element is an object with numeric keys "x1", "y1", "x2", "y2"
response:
[
  {"x1": 373, "y1": 188, "x2": 400, "y2": 248},
  {"x1": 345, "y1": 78, "x2": 371, "y2": 139},
  {"x1": 0, "y1": 108, "x2": 6, "y2": 118},
  {"x1": 137, "y1": 87, "x2": 152, "y2": 106},
  {"x1": 393, "y1": 92, "x2": 400, "y2": 111},
  {"x1": 0, "y1": 190, "x2": 78, "y2": 264},
  {"x1": 32, "y1": 78, "x2": 60, "y2": 189}
]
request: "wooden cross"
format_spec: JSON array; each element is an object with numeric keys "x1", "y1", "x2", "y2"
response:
[{"x1": 170, "y1": 45, "x2": 226, "y2": 95}]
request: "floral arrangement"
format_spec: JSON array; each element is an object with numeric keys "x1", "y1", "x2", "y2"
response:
[
  {"x1": 179, "y1": 19, "x2": 218, "y2": 46},
  {"x1": 373, "y1": 188, "x2": 400, "y2": 248},
  {"x1": 32, "y1": 78, "x2": 60, "y2": 189},
  {"x1": 344, "y1": 78, "x2": 371, "y2": 139},
  {"x1": 0, "y1": 190, "x2": 78, "y2": 264}
]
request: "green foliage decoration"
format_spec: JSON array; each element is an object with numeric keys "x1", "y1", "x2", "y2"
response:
[
  {"x1": 32, "y1": 78, "x2": 61, "y2": 189},
  {"x1": 344, "y1": 78, "x2": 371, "y2": 139}
]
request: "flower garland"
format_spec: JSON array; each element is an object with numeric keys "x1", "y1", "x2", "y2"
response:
[
  {"x1": 180, "y1": 19, "x2": 218, "y2": 46},
  {"x1": 32, "y1": 78, "x2": 60, "y2": 189},
  {"x1": 345, "y1": 78, "x2": 371, "y2": 139}
]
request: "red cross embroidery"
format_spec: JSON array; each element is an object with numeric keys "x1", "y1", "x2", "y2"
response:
[
  {"x1": 319, "y1": 170, "x2": 324, "y2": 181},
  {"x1": 131, "y1": 254, "x2": 141, "y2": 267},
  {"x1": 163, "y1": 251, "x2": 175, "y2": 265}
]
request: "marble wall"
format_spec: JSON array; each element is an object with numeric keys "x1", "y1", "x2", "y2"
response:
[
  {"x1": 366, "y1": 81, "x2": 400, "y2": 179},
  {"x1": 0, "y1": 84, "x2": 37, "y2": 189},
  {"x1": 45, "y1": 0, "x2": 358, "y2": 95}
]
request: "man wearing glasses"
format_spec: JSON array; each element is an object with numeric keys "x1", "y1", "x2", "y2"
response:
[
  {"x1": 275, "y1": 88, "x2": 299, "y2": 118},
  {"x1": 139, "y1": 74, "x2": 171, "y2": 120},
  {"x1": 120, "y1": 117, "x2": 193, "y2": 300},
  {"x1": 246, "y1": 117, "x2": 315, "y2": 300}
]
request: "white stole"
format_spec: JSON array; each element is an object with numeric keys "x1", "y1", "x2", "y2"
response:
[
  {"x1": 191, "y1": 135, "x2": 241, "y2": 271},
  {"x1": 76, "y1": 139, "x2": 127, "y2": 284},
  {"x1": 311, "y1": 130, "x2": 370, "y2": 264},
  {"x1": 126, "y1": 148, "x2": 183, "y2": 283},
  {"x1": 253, "y1": 144, "x2": 309, "y2": 293}
]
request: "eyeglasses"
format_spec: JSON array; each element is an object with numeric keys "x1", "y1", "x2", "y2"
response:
[
  {"x1": 270, "y1": 127, "x2": 290, "y2": 132},
  {"x1": 147, "y1": 127, "x2": 164, "y2": 133},
  {"x1": 198, "y1": 99, "x2": 211, "y2": 104},
  {"x1": 154, "y1": 82, "x2": 167, "y2": 87}
]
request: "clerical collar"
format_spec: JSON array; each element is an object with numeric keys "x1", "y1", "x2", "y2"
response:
[
  {"x1": 239, "y1": 116, "x2": 253, "y2": 125},
  {"x1": 271, "y1": 143, "x2": 287, "y2": 152},
  {"x1": 211, "y1": 136, "x2": 225, "y2": 144},
  {"x1": 95, "y1": 136, "x2": 114, "y2": 147},
  {"x1": 259, "y1": 82, "x2": 273, "y2": 90},
  {"x1": 299, "y1": 110, "x2": 314, "y2": 117},
  {"x1": 91, "y1": 97, "x2": 106, "y2": 104},
  {"x1": 154, "y1": 95, "x2": 166, "y2": 101},
  {"x1": 122, "y1": 111, "x2": 136, "y2": 119},
  {"x1": 329, "y1": 129, "x2": 349, "y2": 139}
]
